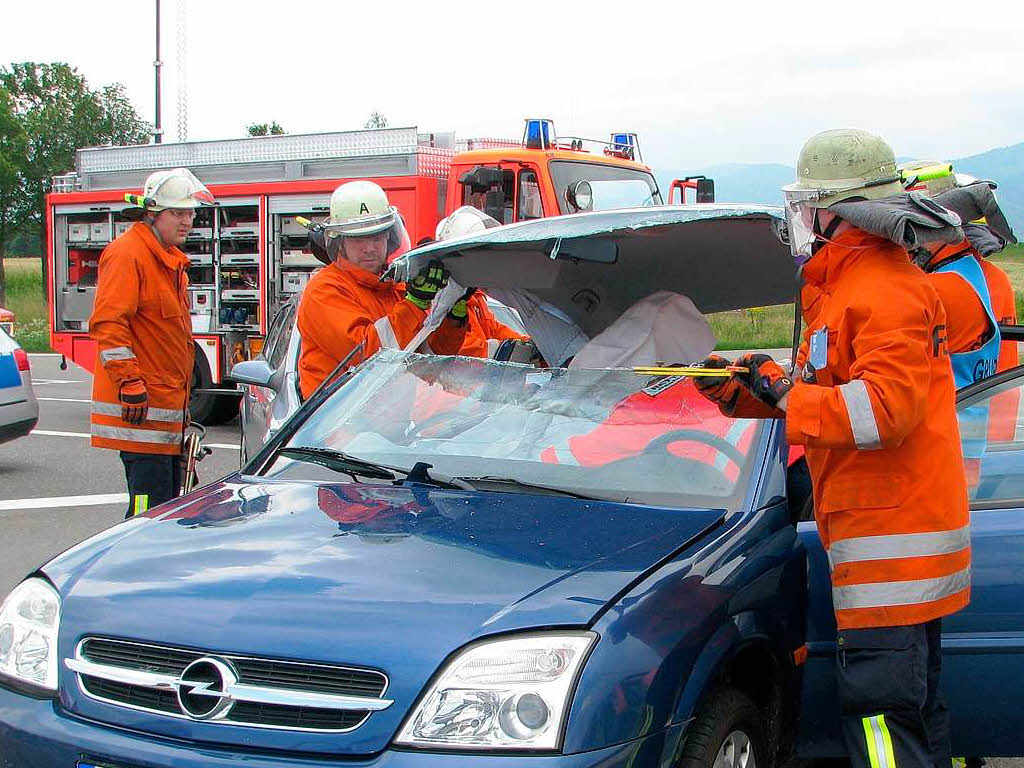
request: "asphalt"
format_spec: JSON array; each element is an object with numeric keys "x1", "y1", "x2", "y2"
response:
[{"x1": 0, "y1": 354, "x2": 242, "y2": 596}]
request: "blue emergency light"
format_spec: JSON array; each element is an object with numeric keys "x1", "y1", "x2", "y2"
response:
[
  {"x1": 523, "y1": 118, "x2": 555, "y2": 150},
  {"x1": 610, "y1": 132, "x2": 638, "y2": 160}
]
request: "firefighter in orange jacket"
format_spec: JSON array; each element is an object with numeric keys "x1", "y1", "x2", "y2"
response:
[
  {"x1": 434, "y1": 206, "x2": 532, "y2": 359},
  {"x1": 90, "y1": 168, "x2": 215, "y2": 518},
  {"x1": 297, "y1": 181, "x2": 467, "y2": 399},
  {"x1": 698, "y1": 130, "x2": 969, "y2": 768}
]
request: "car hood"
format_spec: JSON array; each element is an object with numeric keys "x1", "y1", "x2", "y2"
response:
[
  {"x1": 391, "y1": 205, "x2": 792, "y2": 364},
  {"x1": 46, "y1": 478, "x2": 723, "y2": 754}
]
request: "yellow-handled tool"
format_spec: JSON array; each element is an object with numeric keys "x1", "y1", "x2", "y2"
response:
[{"x1": 631, "y1": 365, "x2": 749, "y2": 377}]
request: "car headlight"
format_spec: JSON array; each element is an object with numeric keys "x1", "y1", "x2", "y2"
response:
[
  {"x1": 395, "y1": 631, "x2": 595, "y2": 751},
  {"x1": 0, "y1": 578, "x2": 61, "y2": 694}
]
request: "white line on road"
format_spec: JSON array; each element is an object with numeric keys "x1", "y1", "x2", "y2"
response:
[
  {"x1": 36, "y1": 397, "x2": 91, "y2": 403},
  {"x1": 29, "y1": 429, "x2": 240, "y2": 450},
  {"x1": 0, "y1": 493, "x2": 128, "y2": 511}
]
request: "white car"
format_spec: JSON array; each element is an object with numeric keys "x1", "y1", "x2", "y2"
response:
[{"x1": 0, "y1": 326, "x2": 38, "y2": 445}]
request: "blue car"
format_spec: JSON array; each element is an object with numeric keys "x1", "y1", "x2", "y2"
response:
[{"x1": 0, "y1": 207, "x2": 1020, "y2": 768}]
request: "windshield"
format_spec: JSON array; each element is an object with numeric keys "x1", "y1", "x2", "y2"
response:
[
  {"x1": 264, "y1": 351, "x2": 761, "y2": 510},
  {"x1": 550, "y1": 160, "x2": 662, "y2": 214}
]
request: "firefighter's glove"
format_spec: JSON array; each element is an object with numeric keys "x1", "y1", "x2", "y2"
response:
[
  {"x1": 694, "y1": 355, "x2": 744, "y2": 416},
  {"x1": 119, "y1": 379, "x2": 149, "y2": 424},
  {"x1": 735, "y1": 353, "x2": 793, "y2": 409},
  {"x1": 448, "y1": 287, "x2": 477, "y2": 325},
  {"x1": 405, "y1": 260, "x2": 449, "y2": 310}
]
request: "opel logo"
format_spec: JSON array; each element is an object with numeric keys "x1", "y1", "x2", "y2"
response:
[{"x1": 175, "y1": 657, "x2": 237, "y2": 720}]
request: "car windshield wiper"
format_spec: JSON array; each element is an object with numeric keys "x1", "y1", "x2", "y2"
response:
[
  {"x1": 455, "y1": 475, "x2": 605, "y2": 501},
  {"x1": 277, "y1": 449, "x2": 474, "y2": 490},
  {"x1": 276, "y1": 447, "x2": 396, "y2": 480}
]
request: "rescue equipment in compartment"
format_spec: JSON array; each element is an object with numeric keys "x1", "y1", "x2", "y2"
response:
[{"x1": 182, "y1": 422, "x2": 212, "y2": 494}]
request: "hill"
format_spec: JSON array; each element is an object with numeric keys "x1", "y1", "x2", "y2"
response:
[{"x1": 659, "y1": 141, "x2": 1024, "y2": 233}]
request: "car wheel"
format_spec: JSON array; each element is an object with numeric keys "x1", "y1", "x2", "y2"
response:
[
  {"x1": 677, "y1": 686, "x2": 767, "y2": 768},
  {"x1": 189, "y1": 349, "x2": 217, "y2": 425}
]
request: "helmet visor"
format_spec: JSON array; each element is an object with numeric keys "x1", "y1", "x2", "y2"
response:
[
  {"x1": 783, "y1": 191, "x2": 822, "y2": 265},
  {"x1": 323, "y1": 213, "x2": 410, "y2": 271}
]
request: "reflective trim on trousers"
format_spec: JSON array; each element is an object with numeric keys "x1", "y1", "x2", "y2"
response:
[
  {"x1": 862, "y1": 715, "x2": 897, "y2": 768},
  {"x1": 91, "y1": 424, "x2": 183, "y2": 445},
  {"x1": 99, "y1": 346, "x2": 136, "y2": 364},
  {"x1": 839, "y1": 379, "x2": 882, "y2": 450},
  {"x1": 92, "y1": 402, "x2": 185, "y2": 422},
  {"x1": 374, "y1": 316, "x2": 400, "y2": 349},
  {"x1": 132, "y1": 494, "x2": 150, "y2": 516},
  {"x1": 833, "y1": 567, "x2": 971, "y2": 611},
  {"x1": 829, "y1": 525, "x2": 970, "y2": 567}
]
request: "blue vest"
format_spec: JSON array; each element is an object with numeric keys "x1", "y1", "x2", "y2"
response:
[{"x1": 934, "y1": 255, "x2": 1001, "y2": 459}]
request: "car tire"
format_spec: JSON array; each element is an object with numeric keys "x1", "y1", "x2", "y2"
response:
[
  {"x1": 677, "y1": 686, "x2": 767, "y2": 768},
  {"x1": 189, "y1": 349, "x2": 217, "y2": 425}
]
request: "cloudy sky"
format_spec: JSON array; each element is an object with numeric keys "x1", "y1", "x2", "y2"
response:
[{"x1": 3, "y1": 0, "x2": 1023, "y2": 172}]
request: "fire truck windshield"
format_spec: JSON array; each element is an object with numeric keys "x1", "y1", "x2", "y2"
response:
[{"x1": 550, "y1": 160, "x2": 662, "y2": 214}]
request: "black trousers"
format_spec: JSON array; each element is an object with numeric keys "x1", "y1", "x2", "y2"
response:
[
  {"x1": 120, "y1": 451, "x2": 182, "y2": 519},
  {"x1": 838, "y1": 619, "x2": 950, "y2": 768}
]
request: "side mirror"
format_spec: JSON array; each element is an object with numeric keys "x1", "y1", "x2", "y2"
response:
[
  {"x1": 696, "y1": 178, "x2": 715, "y2": 203},
  {"x1": 230, "y1": 359, "x2": 276, "y2": 389}
]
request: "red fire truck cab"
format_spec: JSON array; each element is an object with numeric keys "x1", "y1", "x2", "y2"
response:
[{"x1": 46, "y1": 119, "x2": 692, "y2": 423}]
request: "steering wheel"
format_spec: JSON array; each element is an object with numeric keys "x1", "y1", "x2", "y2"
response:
[
  {"x1": 406, "y1": 403, "x2": 493, "y2": 441},
  {"x1": 642, "y1": 429, "x2": 747, "y2": 470}
]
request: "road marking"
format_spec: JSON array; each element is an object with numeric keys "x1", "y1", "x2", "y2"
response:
[
  {"x1": 0, "y1": 492, "x2": 128, "y2": 511},
  {"x1": 36, "y1": 397, "x2": 91, "y2": 403},
  {"x1": 29, "y1": 429, "x2": 240, "y2": 450},
  {"x1": 27, "y1": 353, "x2": 64, "y2": 358}
]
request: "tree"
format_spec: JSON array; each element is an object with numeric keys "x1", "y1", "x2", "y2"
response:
[
  {"x1": 247, "y1": 121, "x2": 285, "y2": 136},
  {"x1": 0, "y1": 62, "x2": 151, "y2": 301},
  {"x1": 0, "y1": 87, "x2": 29, "y2": 307},
  {"x1": 364, "y1": 112, "x2": 387, "y2": 129}
]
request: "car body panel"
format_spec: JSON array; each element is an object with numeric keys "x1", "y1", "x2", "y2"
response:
[
  {"x1": 47, "y1": 478, "x2": 724, "y2": 756},
  {"x1": 0, "y1": 326, "x2": 38, "y2": 444}
]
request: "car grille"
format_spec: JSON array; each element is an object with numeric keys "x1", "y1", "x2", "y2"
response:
[{"x1": 70, "y1": 637, "x2": 391, "y2": 732}]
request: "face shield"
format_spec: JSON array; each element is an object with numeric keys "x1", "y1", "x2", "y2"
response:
[
  {"x1": 322, "y1": 210, "x2": 410, "y2": 275},
  {"x1": 782, "y1": 190, "x2": 824, "y2": 265}
]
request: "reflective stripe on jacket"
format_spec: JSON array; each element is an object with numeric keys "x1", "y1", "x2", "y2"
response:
[
  {"x1": 724, "y1": 228, "x2": 970, "y2": 630},
  {"x1": 296, "y1": 260, "x2": 467, "y2": 399},
  {"x1": 89, "y1": 223, "x2": 192, "y2": 455}
]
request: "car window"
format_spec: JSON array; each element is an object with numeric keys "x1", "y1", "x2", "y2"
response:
[
  {"x1": 516, "y1": 170, "x2": 543, "y2": 221},
  {"x1": 957, "y1": 370, "x2": 1024, "y2": 506},
  {"x1": 266, "y1": 303, "x2": 297, "y2": 370}
]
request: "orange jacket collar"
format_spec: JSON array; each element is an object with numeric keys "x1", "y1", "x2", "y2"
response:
[
  {"x1": 131, "y1": 222, "x2": 190, "y2": 272},
  {"x1": 802, "y1": 228, "x2": 897, "y2": 290}
]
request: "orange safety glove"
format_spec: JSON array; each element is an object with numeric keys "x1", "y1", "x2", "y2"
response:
[
  {"x1": 694, "y1": 355, "x2": 745, "y2": 416},
  {"x1": 119, "y1": 379, "x2": 149, "y2": 425},
  {"x1": 734, "y1": 353, "x2": 793, "y2": 409}
]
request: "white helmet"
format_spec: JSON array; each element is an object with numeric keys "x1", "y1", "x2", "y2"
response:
[
  {"x1": 323, "y1": 181, "x2": 410, "y2": 265},
  {"x1": 124, "y1": 168, "x2": 214, "y2": 219},
  {"x1": 435, "y1": 205, "x2": 500, "y2": 241},
  {"x1": 326, "y1": 180, "x2": 397, "y2": 236}
]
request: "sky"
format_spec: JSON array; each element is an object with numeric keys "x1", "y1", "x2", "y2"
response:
[{"x1": 3, "y1": 0, "x2": 1024, "y2": 174}]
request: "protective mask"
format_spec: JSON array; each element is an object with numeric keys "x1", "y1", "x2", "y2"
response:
[{"x1": 783, "y1": 194, "x2": 820, "y2": 265}]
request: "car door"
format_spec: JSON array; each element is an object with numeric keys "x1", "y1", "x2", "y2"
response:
[
  {"x1": 798, "y1": 354, "x2": 1024, "y2": 758},
  {"x1": 240, "y1": 300, "x2": 297, "y2": 461},
  {"x1": 940, "y1": 361, "x2": 1024, "y2": 756}
]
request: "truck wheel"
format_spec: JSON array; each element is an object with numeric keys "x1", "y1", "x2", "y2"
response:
[
  {"x1": 189, "y1": 350, "x2": 217, "y2": 425},
  {"x1": 678, "y1": 686, "x2": 766, "y2": 768},
  {"x1": 207, "y1": 391, "x2": 241, "y2": 425}
]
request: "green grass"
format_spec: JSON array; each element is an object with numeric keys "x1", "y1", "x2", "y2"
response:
[
  {"x1": 2, "y1": 258, "x2": 52, "y2": 352},
  {"x1": 709, "y1": 305, "x2": 795, "y2": 351}
]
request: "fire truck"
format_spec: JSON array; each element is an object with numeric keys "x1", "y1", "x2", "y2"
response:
[{"x1": 46, "y1": 118, "x2": 713, "y2": 423}]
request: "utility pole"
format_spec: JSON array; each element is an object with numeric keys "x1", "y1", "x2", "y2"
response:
[{"x1": 154, "y1": 0, "x2": 163, "y2": 143}]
